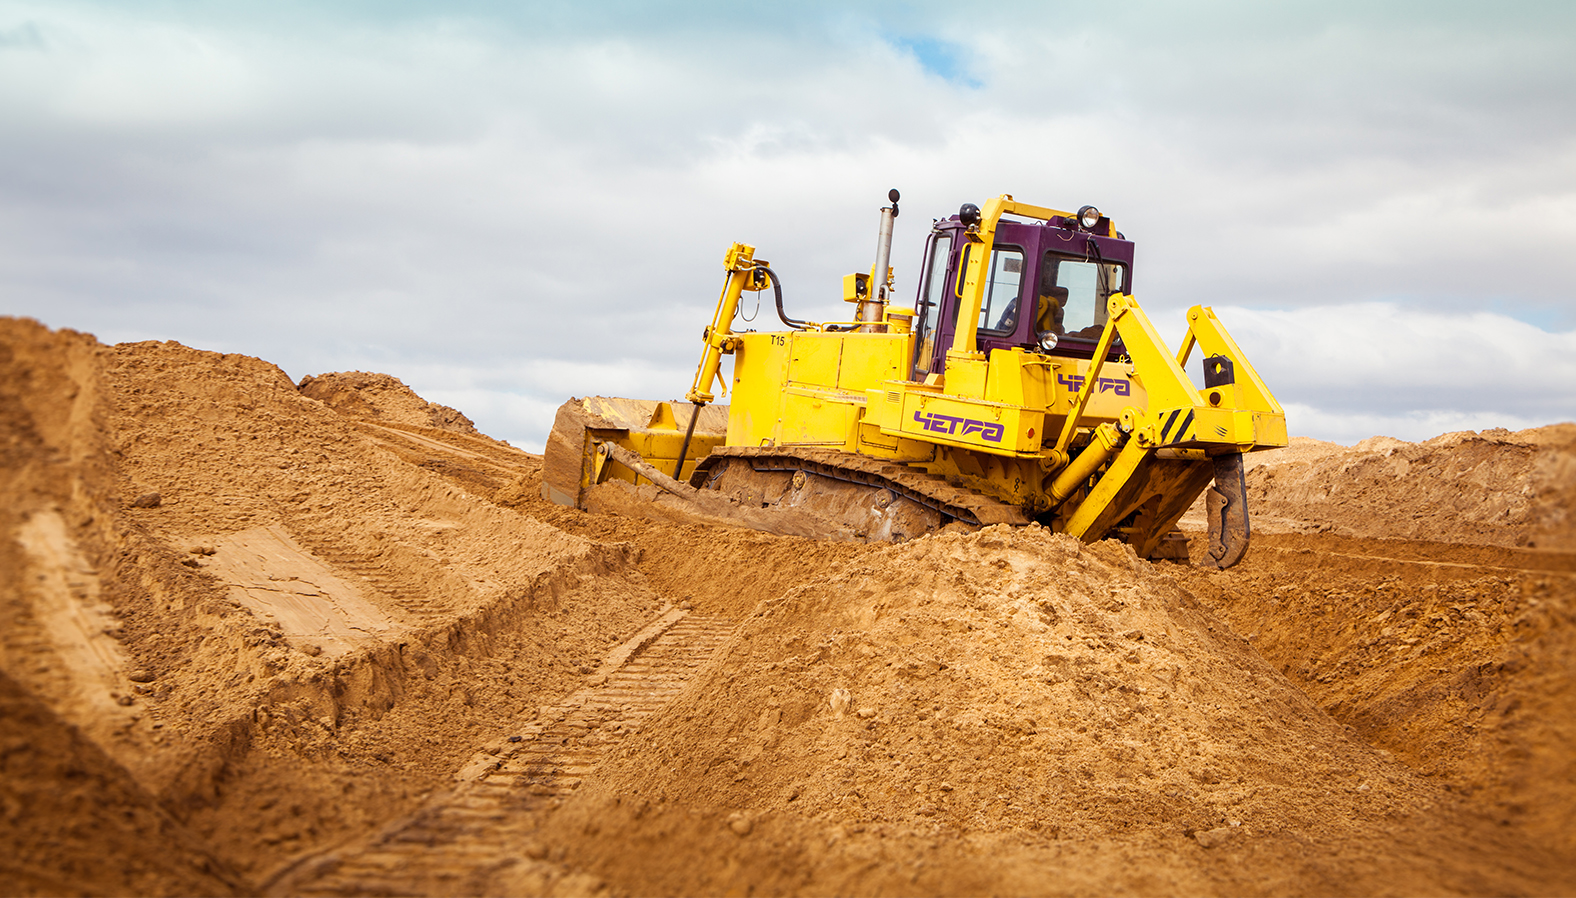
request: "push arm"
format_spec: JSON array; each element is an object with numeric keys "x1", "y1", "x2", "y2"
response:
[{"x1": 686, "y1": 242, "x2": 759, "y2": 405}]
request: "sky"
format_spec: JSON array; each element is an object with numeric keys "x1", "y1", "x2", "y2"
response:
[{"x1": 1, "y1": 1, "x2": 1572, "y2": 450}]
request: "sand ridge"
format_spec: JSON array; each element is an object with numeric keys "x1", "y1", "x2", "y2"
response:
[
  {"x1": 1227, "y1": 428, "x2": 1576, "y2": 550},
  {"x1": 543, "y1": 527, "x2": 1563, "y2": 895}
]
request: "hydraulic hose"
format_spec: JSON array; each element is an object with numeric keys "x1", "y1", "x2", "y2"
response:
[{"x1": 763, "y1": 266, "x2": 809, "y2": 330}]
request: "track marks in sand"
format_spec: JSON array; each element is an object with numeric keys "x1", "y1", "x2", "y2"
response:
[
  {"x1": 269, "y1": 611, "x2": 737, "y2": 897},
  {"x1": 8, "y1": 509, "x2": 139, "y2": 737},
  {"x1": 199, "y1": 525, "x2": 398, "y2": 657}
]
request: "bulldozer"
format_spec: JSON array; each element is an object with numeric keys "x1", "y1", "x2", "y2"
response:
[{"x1": 543, "y1": 191, "x2": 1287, "y2": 568}]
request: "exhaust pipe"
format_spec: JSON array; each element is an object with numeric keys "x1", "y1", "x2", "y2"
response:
[{"x1": 859, "y1": 188, "x2": 899, "y2": 332}]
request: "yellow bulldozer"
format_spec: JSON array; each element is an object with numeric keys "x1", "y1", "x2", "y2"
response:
[{"x1": 544, "y1": 191, "x2": 1287, "y2": 568}]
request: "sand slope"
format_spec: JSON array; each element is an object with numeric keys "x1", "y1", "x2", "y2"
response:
[
  {"x1": 0, "y1": 319, "x2": 664, "y2": 887},
  {"x1": 1229, "y1": 428, "x2": 1576, "y2": 550},
  {"x1": 1174, "y1": 424, "x2": 1576, "y2": 871},
  {"x1": 544, "y1": 527, "x2": 1563, "y2": 895}
]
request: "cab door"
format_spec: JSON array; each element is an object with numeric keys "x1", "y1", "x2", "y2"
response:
[{"x1": 910, "y1": 226, "x2": 956, "y2": 380}]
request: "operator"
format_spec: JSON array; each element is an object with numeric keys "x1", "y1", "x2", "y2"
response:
[
  {"x1": 992, "y1": 285, "x2": 1068, "y2": 336},
  {"x1": 1035, "y1": 285, "x2": 1068, "y2": 336}
]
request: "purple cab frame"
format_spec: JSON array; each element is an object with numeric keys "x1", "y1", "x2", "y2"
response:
[{"x1": 916, "y1": 215, "x2": 1136, "y2": 377}]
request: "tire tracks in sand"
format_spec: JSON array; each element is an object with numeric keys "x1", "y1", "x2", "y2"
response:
[{"x1": 265, "y1": 611, "x2": 737, "y2": 897}]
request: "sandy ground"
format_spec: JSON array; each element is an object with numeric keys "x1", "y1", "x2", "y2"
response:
[{"x1": 1, "y1": 315, "x2": 1571, "y2": 896}]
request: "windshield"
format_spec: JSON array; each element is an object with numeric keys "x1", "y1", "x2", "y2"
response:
[{"x1": 1037, "y1": 254, "x2": 1128, "y2": 339}]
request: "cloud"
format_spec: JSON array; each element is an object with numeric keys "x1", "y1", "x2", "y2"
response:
[
  {"x1": 1204, "y1": 303, "x2": 1576, "y2": 417},
  {"x1": 1183, "y1": 304, "x2": 1576, "y2": 444},
  {"x1": 0, "y1": 19, "x2": 41, "y2": 48},
  {"x1": 0, "y1": 1, "x2": 1572, "y2": 451},
  {"x1": 1277, "y1": 402, "x2": 1562, "y2": 447}
]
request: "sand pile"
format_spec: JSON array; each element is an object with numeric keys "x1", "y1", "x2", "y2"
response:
[
  {"x1": 543, "y1": 527, "x2": 1559, "y2": 895},
  {"x1": 1178, "y1": 537, "x2": 1575, "y2": 860},
  {"x1": 297, "y1": 370, "x2": 480, "y2": 435},
  {"x1": 1228, "y1": 427, "x2": 1576, "y2": 550},
  {"x1": 1174, "y1": 427, "x2": 1576, "y2": 869},
  {"x1": 0, "y1": 318, "x2": 666, "y2": 888},
  {"x1": 1173, "y1": 425, "x2": 1575, "y2": 865}
]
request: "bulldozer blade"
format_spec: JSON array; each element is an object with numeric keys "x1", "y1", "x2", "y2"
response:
[
  {"x1": 541, "y1": 397, "x2": 728, "y2": 508},
  {"x1": 1203, "y1": 452, "x2": 1250, "y2": 569}
]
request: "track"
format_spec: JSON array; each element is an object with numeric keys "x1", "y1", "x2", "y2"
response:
[
  {"x1": 266, "y1": 612, "x2": 737, "y2": 897},
  {"x1": 692, "y1": 445, "x2": 1031, "y2": 527}
]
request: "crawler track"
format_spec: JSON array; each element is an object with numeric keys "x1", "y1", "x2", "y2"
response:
[
  {"x1": 691, "y1": 446, "x2": 1031, "y2": 527},
  {"x1": 267, "y1": 612, "x2": 737, "y2": 897}
]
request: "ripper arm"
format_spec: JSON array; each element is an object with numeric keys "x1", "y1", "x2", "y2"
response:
[{"x1": 1058, "y1": 294, "x2": 1286, "y2": 566}]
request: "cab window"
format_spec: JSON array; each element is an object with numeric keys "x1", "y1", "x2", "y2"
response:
[
  {"x1": 978, "y1": 247, "x2": 1025, "y2": 335},
  {"x1": 1037, "y1": 254, "x2": 1127, "y2": 339}
]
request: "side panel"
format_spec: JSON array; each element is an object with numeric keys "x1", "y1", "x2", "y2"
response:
[
  {"x1": 984, "y1": 349, "x2": 1052, "y2": 408},
  {"x1": 728, "y1": 334, "x2": 790, "y2": 447},
  {"x1": 728, "y1": 331, "x2": 909, "y2": 450},
  {"x1": 1046, "y1": 357, "x2": 1146, "y2": 421},
  {"x1": 836, "y1": 333, "x2": 908, "y2": 393},
  {"x1": 888, "y1": 392, "x2": 1043, "y2": 456},
  {"x1": 788, "y1": 333, "x2": 844, "y2": 389},
  {"x1": 778, "y1": 388, "x2": 860, "y2": 447}
]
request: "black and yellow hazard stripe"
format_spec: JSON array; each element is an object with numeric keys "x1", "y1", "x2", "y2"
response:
[{"x1": 1160, "y1": 408, "x2": 1196, "y2": 445}]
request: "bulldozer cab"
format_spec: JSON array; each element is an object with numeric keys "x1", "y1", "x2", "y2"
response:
[{"x1": 910, "y1": 216, "x2": 1135, "y2": 380}]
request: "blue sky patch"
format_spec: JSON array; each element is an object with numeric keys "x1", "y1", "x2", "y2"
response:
[{"x1": 891, "y1": 35, "x2": 980, "y2": 88}]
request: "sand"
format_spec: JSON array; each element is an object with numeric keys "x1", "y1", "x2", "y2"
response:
[{"x1": 1, "y1": 315, "x2": 1571, "y2": 896}]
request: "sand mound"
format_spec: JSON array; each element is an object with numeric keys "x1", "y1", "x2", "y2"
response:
[
  {"x1": 1231, "y1": 425, "x2": 1576, "y2": 549},
  {"x1": 1177, "y1": 417, "x2": 1576, "y2": 869},
  {"x1": 544, "y1": 527, "x2": 1556, "y2": 895},
  {"x1": 1178, "y1": 533, "x2": 1576, "y2": 863},
  {"x1": 1173, "y1": 424, "x2": 1576, "y2": 870},
  {"x1": 297, "y1": 370, "x2": 479, "y2": 434},
  {"x1": 0, "y1": 318, "x2": 665, "y2": 883},
  {"x1": 0, "y1": 670, "x2": 241, "y2": 896}
]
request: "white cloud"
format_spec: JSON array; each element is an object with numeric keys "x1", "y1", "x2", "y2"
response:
[
  {"x1": 1277, "y1": 402, "x2": 1561, "y2": 447},
  {"x1": 1205, "y1": 303, "x2": 1576, "y2": 411},
  {"x1": 1, "y1": 1, "x2": 1574, "y2": 451}
]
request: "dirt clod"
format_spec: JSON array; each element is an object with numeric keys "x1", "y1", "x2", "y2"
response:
[
  {"x1": 828, "y1": 688, "x2": 851, "y2": 715},
  {"x1": 727, "y1": 813, "x2": 753, "y2": 836},
  {"x1": 1194, "y1": 826, "x2": 1237, "y2": 849}
]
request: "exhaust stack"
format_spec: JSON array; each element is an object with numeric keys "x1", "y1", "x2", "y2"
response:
[{"x1": 859, "y1": 188, "x2": 899, "y2": 332}]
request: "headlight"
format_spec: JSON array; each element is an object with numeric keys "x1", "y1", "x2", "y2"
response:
[
  {"x1": 1077, "y1": 205, "x2": 1101, "y2": 229},
  {"x1": 1037, "y1": 330, "x2": 1058, "y2": 352}
]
